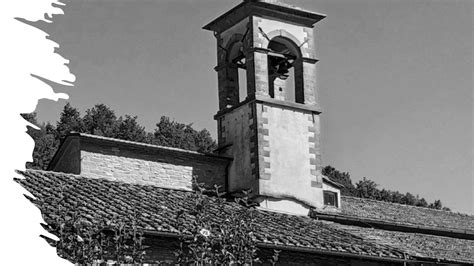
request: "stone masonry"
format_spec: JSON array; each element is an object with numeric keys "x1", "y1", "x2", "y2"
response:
[{"x1": 49, "y1": 134, "x2": 230, "y2": 191}]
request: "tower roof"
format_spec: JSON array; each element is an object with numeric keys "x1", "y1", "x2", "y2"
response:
[{"x1": 203, "y1": 0, "x2": 326, "y2": 33}]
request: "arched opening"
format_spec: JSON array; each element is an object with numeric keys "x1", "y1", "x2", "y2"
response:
[
  {"x1": 227, "y1": 41, "x2": 247, "y2": 104},
  {"x1": 267, "y1": 37, "x2": 304, "y2": 104}
]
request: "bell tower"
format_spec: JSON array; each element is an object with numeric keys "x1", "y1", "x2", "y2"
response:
[{"x1": 204, "y1": 0, "x2": 338, "y2": 214}]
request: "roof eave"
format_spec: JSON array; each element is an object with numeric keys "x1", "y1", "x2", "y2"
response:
[
  {"x1": 322, "y1": 176, "x2": 345, "y2": 189},
  {"x1": 203, "y1": 2, "x2": 246, "y2": 31},
  {"x1": 142, "y1": 230, "x2": 410, "y2": 263},
  {"x1": 311, "y1": 212, "x2": 474, "y2": 240},
  {"x1": 203, "y1": 1, "x2": 326, "y2": 33}
]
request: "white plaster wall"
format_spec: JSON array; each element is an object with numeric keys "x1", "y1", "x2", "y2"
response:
[
  {"x1": 260, "y1": 105, "x2": 323, "y2": 208},
  {"x1": 258, "y1": 197, "x2": 310, "y2": 216}
]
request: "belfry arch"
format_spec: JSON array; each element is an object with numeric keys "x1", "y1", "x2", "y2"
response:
[
  {"x1": 226, "y1": 39, "x2": 248, "y2": 103},
  {"x1": 266, "y1": 35, "x2": 304, "y2": 103}
]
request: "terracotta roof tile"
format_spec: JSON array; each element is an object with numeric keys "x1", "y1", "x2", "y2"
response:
[
  {"x1": 16, "y1": 170, "x2": 474, "y2": 263},
  {"x1": 318, "y1": 196, "x2": 474, "y2": 233},
  {"x1": 329, "y1": 223, "x2": 474, "y2": 264},
  {"x1": 17, "y1": 170, "x2": 407, "y2": 261}
]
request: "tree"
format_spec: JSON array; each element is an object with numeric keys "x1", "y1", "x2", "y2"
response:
[
  {"x1": 56, "y1": 103, "x2": 84, "y2": 140},
  {"x1": 26, "y1": 103, "x2": 218, "y2": 170},
  {"x1": 22, "y1": 113, "x2": 59, "y2": 170},
  {"x1": 153, "y1": 116, "x2": 196, "y2": 150},
  {"x1": 415, "y1": 197, "x2": 428, "y2": 208},
  {"x1": 322, "y1": 166, "x2": 356, "y2": 196},
  {"x1": 83, "y1": 104, "x2": 118, "y2": 137},
  {"x1": 114, "y1": 115, "x2": 147, "y2": 143},
  {"x1": 429, "y1": 199, "x2": 443, "y2": 210},
  {"x1": 194, "y1": 129, "x2": 217, "y2": 153},
  {"x1": 152, "y1": 116, "x2": 216, "y2": 153},
  {"x1": 378, "y1": 189, "x2": 393, "y2": 202},
  {"x1": 355, "y1": 177, "x2": 379, "y2": 199},
  {"x1": 402, "y1": 192, "x2": 417, "y2": 206},
  {"x1": 324, "y1": 166, "x2": 451, "y2": 210}
]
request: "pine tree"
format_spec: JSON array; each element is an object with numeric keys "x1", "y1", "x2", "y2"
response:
[
  {"x1": 114, "y1": 115, "x2": 147, "y2": 142},
  {"x1": 152, "y1": 116, "x2": 216, "y2": 152},
  {"x1": 355, "y1": 177, "x2": 379, "y2": 199},
  {"x1": 56, "y1": 103, "x2": 84, "y2": 140},
  {"x1": 22, "y1": 113, "x2": 59, "y2": 169},
  {"x1": 83, "y1": 104, "x2": 118, "y2": 137}
]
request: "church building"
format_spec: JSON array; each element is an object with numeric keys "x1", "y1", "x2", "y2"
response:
[{"x1": 18, "y1": 0, "x2": 473, "y2": 265}]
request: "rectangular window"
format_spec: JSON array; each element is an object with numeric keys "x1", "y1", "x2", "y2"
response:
[{"x1": 323, "y1": 191, "x2": 338, "y2": 207}]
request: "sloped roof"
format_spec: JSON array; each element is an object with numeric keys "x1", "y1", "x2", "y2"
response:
[
  {"x1": 330, "y1": 223, "x2": 474, "y2": 264},
  {"x1": 17, "y1": 170, "x2": 407, "y2": 262},
  {"x1": 315, "y1": 196, "x2": 474, "y2": 237},
  {"x1": 16, "y1": 170, "x2": 473, "y2": 263}
]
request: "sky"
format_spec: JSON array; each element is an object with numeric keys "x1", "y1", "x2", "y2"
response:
[{"x1": 34, "y1": 0, "x2": 472, "y2": 214}]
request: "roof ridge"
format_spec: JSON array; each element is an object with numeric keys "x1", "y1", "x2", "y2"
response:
[
  {"x1": 74, "y1": 132, "x2": 206, "y2": 155},
  {"x1": 341, "y1": 195, "x2": 473, "y2": 217}
]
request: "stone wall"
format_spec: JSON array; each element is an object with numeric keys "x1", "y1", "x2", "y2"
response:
[
  {"x1": 80, "y1": 138, "x2": 228, "y2": 191},
  {"x1": 50, "y1": 135, "x2": 230, "y2": 191}
]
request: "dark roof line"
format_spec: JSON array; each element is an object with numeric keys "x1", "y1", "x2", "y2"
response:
[
  {"x1": 322, "y1": 176, "x2": 344, "y2": 188},
  {"x1": 123, "y1": 229, "x2": 467, "y2": 265},
  {"x1": 47, "y1": 132, "x2": 232, "y2": 170},
  {"x1": 311, "y1": 212, "x2": 474, "y2": 240},
  {"x1": 143, "y1": 230, "x2": 411, "y2": 263},
  {"x1": 73, "y1": 132, "x2": 232, "y2": 159}
]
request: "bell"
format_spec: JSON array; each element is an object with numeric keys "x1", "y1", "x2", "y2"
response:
[{"x1": 276, "y1": 61, "x2": 291, "y2": 80}]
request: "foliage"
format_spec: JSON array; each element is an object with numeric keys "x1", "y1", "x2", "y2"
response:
[
  {"x1": 56, "y1": 103, "x2": 84, "y2": 140},
  {"x1": 114, "y1": 115, "x2": 147, "y2": 143},
  {"x1": 429, "y1": 199, "x2": 451, "y2": 211},
  {"x1": 322, "y1": 165, "x2": 356, "y2": 196},
  {"x1": 152, "y1": 116, "x2": 217, "y2": 153},
  {"x1": 22, "y1": 113, "x2": 59, "y2": 170},
  {"x1": 24, "y1": 102, "x2": 217, "y2": 170},
  {"x1": 355, "y1": 177, "x2": 379, "y2": 199},
  {"x1": 37, "y1": 184, "x2": 146, "y2": 264},
  {"x1": 83, "y1": 103, "x2": 118, "y2": 137},
  {"x1": 324, "y1": 165, "x2": 450, "y2": 211},
  {"x1": 174, "y1": 182, "x2": 279, "y2": 264}
]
